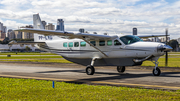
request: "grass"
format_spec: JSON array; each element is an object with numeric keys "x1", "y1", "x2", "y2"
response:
[
  {"x1": 0, "y1": 56, "x2": 63, "y2": 59},
  {"x1": 0, "y1": 52, "x2": 56, "y2": 55},
  {"x1": 0, "y1": 59, "x2": 72, "y2": 63},
  {"x1": 0, "y1": 77, "x2": 180, "y2": 100},
  {"x1": 142, "y1": 58, "x2": 180, "y2": 67}
]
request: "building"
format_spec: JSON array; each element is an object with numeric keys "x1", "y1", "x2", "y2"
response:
[
  {"x1": 133, "y1": 28, "x2": 137, "y2": 35},
  {"x1": 79, "y1": 28, "x2": 85, "y2": 33},
  {"x1": 41, "y1": 21, "x2": 46, "y2": 29},
  {"x1": 20, "y1": 25, "x2": 34, "y2": 39},
  {"x1": 8, "y1": 29, "x2": 15, "y2": 40},
  {"x1": 45, "y1": 23, "x2": 55, "y2": 30},
  {"x1": 56, "y1": 19, "x2": 64, "y2": 31},
  {"x1": 160, "y1": 37, "x2": 170, "y2": 42},
  {"x1": 0, "y1": 22, "x2": 7, "y2": 41},
  {"x1": 0, "y1": 44, "x2": 40, "y2": 52},
  {"x1": 14, "y1": 31, "x2": 22, "y2": 39},
  {"x1": 177, "y1": 38, "x2": 180, "y2": 44}
]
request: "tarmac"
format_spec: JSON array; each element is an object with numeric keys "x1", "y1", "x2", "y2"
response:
[{"x1": 0, "y1": 62, "x2": 180, "y2": 90}]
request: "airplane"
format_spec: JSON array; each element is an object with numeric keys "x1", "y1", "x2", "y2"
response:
[{"x1": 12, "y1": 14, "x2": 173, "y2": 76}]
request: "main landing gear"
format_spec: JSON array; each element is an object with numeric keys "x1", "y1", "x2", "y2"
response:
[
  {"x1": 86, "y1": 58, "x2": 96, "y2": 75},
  {"x1": 152, "y1": 61, "x2": 161, "y2": 76},
  {"x1": 86, "y1": 65, "x2": 95, "y2": 75},
  {"x1": 117, "y1": 66, "x2": 125, "y2": 73}
]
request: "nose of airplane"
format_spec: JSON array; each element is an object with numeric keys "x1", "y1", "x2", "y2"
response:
[{"x1": 157, "y1": 44, "x2": 173, "y2": 51}]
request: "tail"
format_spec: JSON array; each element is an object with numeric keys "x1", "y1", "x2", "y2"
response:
[
  {"x1": 33, "y1": 14, "x2": 62, "y2": 42},
  {"x1": 33, "y1": 14, "x2": 45, "y2": 42}
]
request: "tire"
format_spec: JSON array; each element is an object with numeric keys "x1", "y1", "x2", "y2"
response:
[
  {"x1": 86, "y1": 65, "x2": 95, "y2": 75},
  {"x1": 117, "y1": 66, "x2": 125, "y2": 73},
  {"x1": 152, "y1": 67, "x2": 161, "y2": 76}
]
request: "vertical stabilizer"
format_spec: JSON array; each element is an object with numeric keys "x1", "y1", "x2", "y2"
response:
[
  {"x1": 33, "y1": 14, "x2": 44, "y2": 29},
  {"x1": 33, "y1": 14, "x2": 62, "y2": 42},
  {"x1": 33, "y1": 14, "x2": 45, "y2": 42}
]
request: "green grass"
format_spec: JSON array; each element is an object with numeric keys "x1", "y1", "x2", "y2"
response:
[
  {"x1": 0, "y1": 77, "x2": 180, "y2": 100},
  {"x1": 0, "y1": 52, "x2": 56, "y2": 55},
  {"x1": 142, "y1": 58, "x2": 180, "y2": 67},
  {"x1": 0, "y1": 56, "x2": 63, "y2": 59},
  {"x1": 0, "y1": 59, "x2": 72, "y2": 63}
]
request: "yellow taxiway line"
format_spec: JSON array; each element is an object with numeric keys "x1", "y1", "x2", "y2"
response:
[{"x1": 0, "y1": 74, "x2": 180, "y2": 90}]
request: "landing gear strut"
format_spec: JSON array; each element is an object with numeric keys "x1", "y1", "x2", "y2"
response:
[
  {"x1": 86, "y1": 58, "x2": 96, "y2": 75},
  {"x1": 117, "y1": 66, "x2": 125, "y2": 73},
  {"x1": 152, "y1": 61, "x2": 161, "y2": 76}
]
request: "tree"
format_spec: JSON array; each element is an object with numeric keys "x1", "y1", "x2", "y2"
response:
[
  {"x1": 168, "y1": 40, "x2": 179, "y2": 51},
  {"x1": 25, "y1": 46, "x2": 31, "y2": 52}
]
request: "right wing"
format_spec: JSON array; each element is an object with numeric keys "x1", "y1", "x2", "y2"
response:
[{"x1": 137, "y1": 35, "x2": 169, "y2": 38}]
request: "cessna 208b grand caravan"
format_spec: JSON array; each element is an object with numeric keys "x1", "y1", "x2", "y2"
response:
[{"x1": 13, "y1": 14, "x2": 172, "y2": 76}]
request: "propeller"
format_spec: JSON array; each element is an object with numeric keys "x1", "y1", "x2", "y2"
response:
[{"x1": 165, "y1": 28, "x2": 168, "y2": 67}]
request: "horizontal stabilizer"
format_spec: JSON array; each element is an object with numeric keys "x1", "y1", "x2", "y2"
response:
[{"x1": 8, "y1": 40, "x2": 45, "y2": 45}]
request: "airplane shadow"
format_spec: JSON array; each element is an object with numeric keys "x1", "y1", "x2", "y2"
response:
[{"x1": 35, "y1": 69, "x2": 180, "y2": 82}]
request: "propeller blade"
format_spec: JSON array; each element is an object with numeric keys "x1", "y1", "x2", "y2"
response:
[
  {"x1": 165, "y1": 28, "x2": 168, "y2": 67},
  {"x1": 165, "y1": 51, "x2": 168, "y2": 66}
]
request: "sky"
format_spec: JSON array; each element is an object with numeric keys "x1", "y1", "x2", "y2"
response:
[{"x1": 0, "y1": 0, "x2": 180, "y2": 39}]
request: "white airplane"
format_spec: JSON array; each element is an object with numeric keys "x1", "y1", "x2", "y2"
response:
[{"x1": 13, "y1": 14, "x2": 172, "y2": 76}]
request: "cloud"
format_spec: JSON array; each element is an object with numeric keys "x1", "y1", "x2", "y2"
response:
[
  {"x1": 0, "y1": 0, "x2": 180, "y2": 39},
  {"x1": 3, "y1": 20, "x2": 25, "y2": 29}
]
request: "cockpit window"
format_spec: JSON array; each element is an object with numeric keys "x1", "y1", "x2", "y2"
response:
[{"x1": 120, "y1": 35, "x2": 143, "y2": 45}]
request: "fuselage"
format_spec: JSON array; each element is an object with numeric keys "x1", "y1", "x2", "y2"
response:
[{"x1": 36, "y1": 35, "x2": 165, "y2": 59}]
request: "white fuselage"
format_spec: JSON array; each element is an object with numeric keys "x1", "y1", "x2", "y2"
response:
[{"x1": 36, "y1": 37, "x2": 165, "y2": 59}]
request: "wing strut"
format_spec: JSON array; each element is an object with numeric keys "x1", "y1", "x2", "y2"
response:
[{"x1": 82, "y1": 38, "x2": 108, "y2": 57}]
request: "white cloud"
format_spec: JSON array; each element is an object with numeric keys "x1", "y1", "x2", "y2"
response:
[
  {"x1": 3, "y1": 20, "x2": 25, "y2": 29},
  {"x1": 0, "y1": 0, "x2": 180, "y2": 39}
]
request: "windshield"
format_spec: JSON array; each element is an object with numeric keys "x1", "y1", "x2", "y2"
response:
[{"x1": 120, "y1": 35, "x2": 143, "y2": 45}]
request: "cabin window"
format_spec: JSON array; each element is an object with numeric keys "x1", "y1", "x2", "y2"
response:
[
  {"x1": 114, "y1": 40, "x2": 121, "y2": 46},
  {"x1": 90, "y1": 41, "x2": 96, "y2": 46},
  {"x1": 80, "y1": 41, "x2": 86, "y2": 47},
  {"x1": 99, "y1": 40, "x2": 105, "y2": 46},
  {"x1": 107, "y1": 40, "x2": 112, "y2": 46},
  {"x1": 63, "y1": 42, "x2": 67, "y2": 47},
  {"x1": 68, "y1": 42, "x2": 73, "y2": 47},
  {"x1": 74, "y1": 42, "x2": 79, "y2": 47}
]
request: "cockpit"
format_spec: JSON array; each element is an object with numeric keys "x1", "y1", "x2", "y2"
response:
[{"x1": 120, "y1": 35, "x2": 143, "y2": 45}]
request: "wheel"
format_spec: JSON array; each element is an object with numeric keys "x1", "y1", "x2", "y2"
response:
[
  {"x1": 86, "y1": 65, "x2": 95, "y2": 75},
  {"x1": 117, "y1": 66, "x2": 125, "y2": 73},
  {"x1": 152, "y1": 67, "x2": 161, "y2": 76}
]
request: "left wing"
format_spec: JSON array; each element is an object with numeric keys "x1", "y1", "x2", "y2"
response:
[
  {"x1": 15, "y1": 28, "x2": 118, "y2": 57},
  {"x1": 16, "y1": 28, "x2": 118, "y2": 40}
]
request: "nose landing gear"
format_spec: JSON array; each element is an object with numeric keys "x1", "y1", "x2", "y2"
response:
[{"x1": 152, "y1": 61, "x2": 161, "y2": 76}]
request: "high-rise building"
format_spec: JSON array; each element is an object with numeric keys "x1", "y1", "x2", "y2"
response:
[
  {"x1": 20, "y1": 25, "x2": 34, "y2": 39},
  {"x1": 0, "y1": 22, "x2": 7, "y2": 41},
  {"x1": 133, "y1": 28, "x2": 137, "y2": 35},
  {"x1": 45, "y1": 23, "x2": 55, "y2": 30},
  {"x1": 56, "y1": 19, "x2": 64, "y2": 31},
  {"x1": 15, "y1": 31, "x2": 22, "y2": 39},
  {"x1": 41, "y1": 21, "x2": 46, "y2": 29},
  {"x1": 79, "y1": 28, "x2": 85, "y2": 33},
  {"x1": 7, "y1": 29, "x2": 15, "y2": 40}
]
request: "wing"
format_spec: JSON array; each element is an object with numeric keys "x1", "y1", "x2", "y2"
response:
[
  {"x1": 15, "y1": 28, "x2": 118, "y2": 40},
  {"x1": 137, "y1": 35, "x2": 169, "y2": 38},
  {"x1": 15, "y1": 28, "x2": 118, "y2": 57}
]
